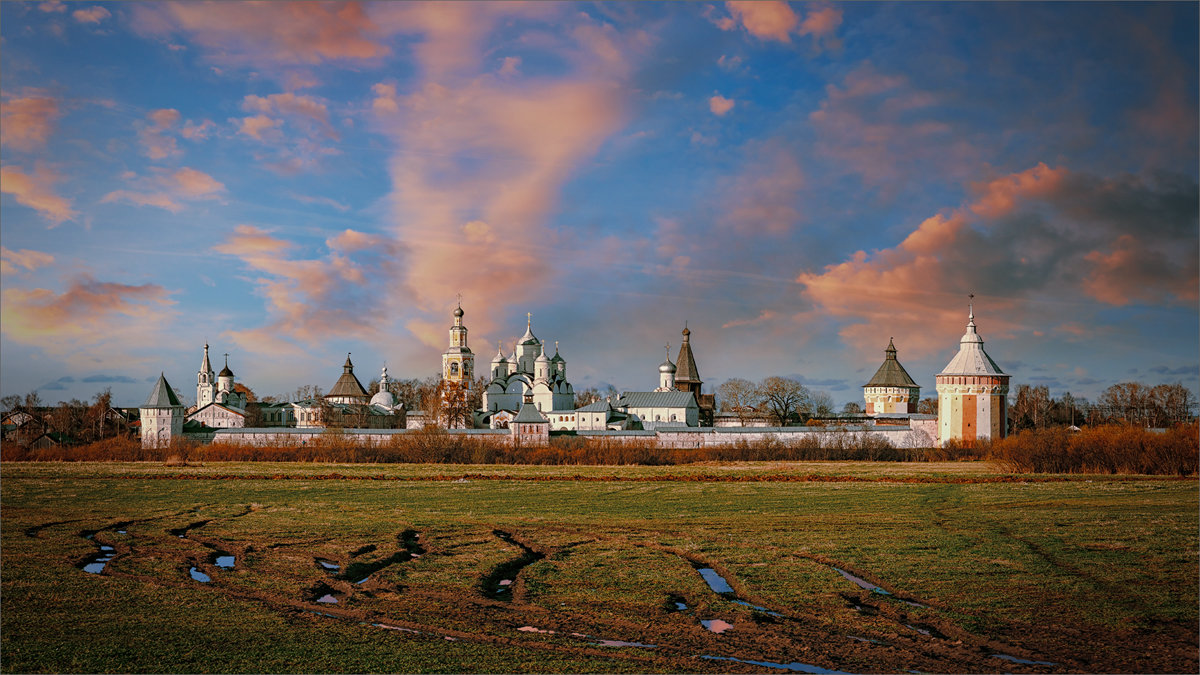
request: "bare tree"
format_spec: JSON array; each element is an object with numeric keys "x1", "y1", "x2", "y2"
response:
[
  {"x1": 759, "y1": 376, "x2": 809, "y2": 426},
  {"x1": 717, "y1": 378, "x2": 762, "y2": 426},
  {"x1": 810, "y1": 390, "x2": 835, "y2": 418},
  {"x1": 842, "y1": 401, "x2": 864, "y2": 416},
  {"x1": 1, "y1": 395, "x2": 21, "y2": 412},
  {"x1": 917, "y1": 397, "x2": 937, "y2": 415}
]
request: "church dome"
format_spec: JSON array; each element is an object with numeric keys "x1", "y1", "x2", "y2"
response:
[
  {"x1": 659, "y1": 359, "x2": 677, "y2": 374},
  {"x1": 218, "y1": 354, "x2": 234, "y2": 378},
  {"x1": 453, "y1": 305, "x2": 464, "y2": 319},
  {"x1": 370, "y1": 389, "x2": 397, "y2": 409}
]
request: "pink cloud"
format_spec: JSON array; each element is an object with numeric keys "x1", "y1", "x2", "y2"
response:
[
  {"x1": 242, "y1": 92, "x2": 337, "y2": 138},
  {"x1": 100, "y1": 190, "x2": 184, "y2": 213},
  {"x1": 0, "y1": 276, "x2": 177, "y2": 364},
  {"x1": 0, "y1": 247, "x2": 55, "y2": 277},
  {"x1": 213, "y1": 225, "x2": 405, "y2": 354},
  {"x1": 799, "y1": 5, "x2": 842, "y2": 38},
  {"x1": 169, "y1": 167, "x2": 225, "y2": 199},
  {"x1": 132, "y1": 1, "x2": 390, "y2": 67},
  {"x1": 73, "y1": 6, "x2": 111, "y2": 24},
  {"x1": 722, "y1": 309, "x2": 778, "y2": 329},
  {"x1": 0, "y1": 164, "x2": 77, "y2": 226},
  {"x1": 726, "y1": 1, "x2": 798, "y2": 43},
  {"x1": 38, "y1": 1, "x2": 66, "y2": 13},
  {"x1": 709, "y1": 94, "x2": 735, "y2": 116},
  {"x1": 1, "y1": 93, "x2": 60, "y2": 153},
  {"x1": 721, "y1": 145, "x2": 806, "y2": 235},
  {"x1": 1083, "y1": 234, "x2": 1199, "y2": 306},
  {"x1": 237, "y1": 114, "x2": 279, "y2": 140},
  {"x1": 969, "y1": 162, "x2": 1066, "y2": 218},
  {"x1": 181, "y1": 119, "x2": 216, "y2": 140},
  {"x1": 138, "y1": 109, "x2": 183, "y2": 160}
]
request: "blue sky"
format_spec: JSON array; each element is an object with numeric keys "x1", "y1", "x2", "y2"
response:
[{"x1": 2, "y1": 1, "x2": 1197, "y2": 408}]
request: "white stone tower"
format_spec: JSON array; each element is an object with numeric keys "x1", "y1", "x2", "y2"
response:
[
  {"x1": 141, "y1": 373, "x2": 185, "y2": 448},
  {"x1": 441, "y1": 303, "x2": 474, "y2": 387},
  {"x1": 863, "y1": 338, "x2": 920, "y2": 415},
  {"x1": 197, "y1": 343, "x2": 216, "y2": 408},
  {"x1": 935, "y1": 302, "x2": 1011, "y2": 445},
  {"x1": 657, "y1": 345, "x2": 677, "y2": 391}
]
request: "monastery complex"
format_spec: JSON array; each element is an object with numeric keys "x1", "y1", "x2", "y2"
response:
[{"x1": 140, "y1": 303, "x2": 1009, "y2": 450}]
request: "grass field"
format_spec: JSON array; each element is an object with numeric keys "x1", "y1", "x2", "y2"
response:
[{"x1": 2, "y1": 461, "x2": 1196, "y2": 673}]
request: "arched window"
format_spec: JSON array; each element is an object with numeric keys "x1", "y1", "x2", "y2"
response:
[{"x1": 450, "y1": 362, "x2": 459, "y2": 376}]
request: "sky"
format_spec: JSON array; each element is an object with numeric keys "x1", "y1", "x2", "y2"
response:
[{"x1": 2, "y1": 1, "x2": 1197, "y2": 409}]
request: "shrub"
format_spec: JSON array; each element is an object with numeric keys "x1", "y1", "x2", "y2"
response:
[{"x1": 989, "y1": 423, "x2": 1198, "y2": 475}]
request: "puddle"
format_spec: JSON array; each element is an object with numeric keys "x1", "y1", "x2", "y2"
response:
[
  {"x1": 696, "y1": 567, "x2": 735, "y2": 594},
  {"x1": 848, "y1": 635, "x2": 890, "y2": 646},
  {"x1": 897, "y1": 598, "x2": 928, "y2": 608},
  {"x1": 675, "y1": 601, "x2": 688, "y2": 611},
  {"x1": 116, "y1": 530, "x2": 127, "y2": 535},
  {"x1": 169, "y1": 520, "x2": 211, "y2": 539},
  {"x1": 78, "y1": 531, "x2": 115, "y2": 574},
  {"x1": 905, "y1": 623, "x2": 946, "y2": 639},
  {"x1": 189, "y1": 567, "x2": 211, "y2": 583},
  {"x1": 518, "y1": 626, "x2": 555, "y2": 634},
  {"x1": 992, "y1": 653, "x2": 1057, "y2": 666},
  {"x1": 339, "y1": 530, "x2": 425, "y2": 585},
  {"x1": 483, "y1": 530, "x2": 545, "y2": 600},
  {"x1": 596, "y1": 639, "x2": 657, "y2": 648},
  {"x1": 701, "y1": 619, "x2": 734, "y2": 634},
  {"x1": 214, "y1": 555, "x2": 235, "y2": 569},
  {"x1": 316, "y1": 558, "x2": 340, "y2": 571},
  {"x1": 731, "y1": 599, "x2": 783, "y2": 617},
  {"x1": 699, "y1": 655, "x2": 847, "y2": 674},
  {"x1": 316, "y1": 594, "x2": 338, "y2": 604},
  {"x1": 374, "y1": 623, "x2": 420, "y2": 633},
  {"x1": 832, "y1": 567, "x2": 891, "y2": 595}
]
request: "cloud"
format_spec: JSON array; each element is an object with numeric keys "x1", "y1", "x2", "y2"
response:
[
  {"x1": 499, "y1": 56, "x2": 521, "y2": 77},
  {"x1": 969, "y1": 163, "x2": 1067, "y2": 218},
  {"x1": 725, "y1": 1, "x2": 799, "y2": 43},
  {"x1": 721, "y1": 144, "x2": 805, "y2": 235},
  {"x1": 709, "y1": 94, "x2": 735, "y2": 116},
  {"x1": 368, "y1": 9, "x2": 640, "y2": 347},
  {"x1": 1, "y1": 93, "x2": 61, "y2": 153},
  {"x1": 81, "y1": 374, "x2": 139, "y2": 384},
  {"x1": 722, "y1": 309, "x2": 778, "y2": 329},
  {"x1": 1, "y1": 247, "x2": 55, "y2": 276},
  {"x1": 213, "y1": 225, "x2": 406, "y2": 355},
  {"x1": 169, "y1": 167, "x2": 225, "y2": 199},
  {"x1": 237, "y1": 114, "x2": 279, "y2": 140},
  {"x1": 796, "y1": 165, "x2": 1200, "y2": 358},
  {"x1": 38, "y1": 1, "x2": 65, "y2": 13},
  {"x1": 138, "y1": 108, "x2": 182, "y2": 159},
  {"x1": 99, "y1": 167, "x2": 224, "y2": 212},
  {"x1": 99, "y1": 190, "x2": 183, "y2": 213},
  {"x1": 242, "y1": 92, "x2": 337, "y2": 139},
  {"x1": 808, "y1": 62, "x2": 968, "y2": 190},
  {"x1": 131, "y1": 1, "x2": 390, "y2": 67},
  {"x1": 73, "y1": 6, "x2": 111, "y2": 24},
  {"x1": 1, "y1": 276, "x2": 177, "y2": 366},
  {"x1": 798, "y1": 5, "x2": 843, "y2": 39},
  {"x1": 0, "y1": 164, "x2": 77, "y2": 226},
  {"x1": 287, "y1": 192, "x2": 351, "y2": 212}
]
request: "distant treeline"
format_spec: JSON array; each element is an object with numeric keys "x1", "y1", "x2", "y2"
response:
[{"x1": 4, "y1": 423, "x2": 1196, "y2": 475}]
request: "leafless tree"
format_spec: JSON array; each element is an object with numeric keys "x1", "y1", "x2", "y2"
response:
[
  {"x1": 717, "y1": 378, "x2": 762, "y2": 426},
  {"x1": 759, "y1": 376, "x2": 809, "y2": 426}
]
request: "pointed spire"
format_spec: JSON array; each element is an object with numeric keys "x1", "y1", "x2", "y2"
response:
[
  {"x1": 344, "y1": 352, "x2": 354, "y2": 373},
  {"x1": 201, "y1": 342, "x2": 213, "y2": 374},
  {"x1": 886, "y1": 337, "x2": 897, "y2": 357}
]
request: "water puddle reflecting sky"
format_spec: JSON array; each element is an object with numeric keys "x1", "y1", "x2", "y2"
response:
[
  {"x1": 992, "y1": 653, "x2": 1057, "y2": 666},
  {"x1": 189, "y1": 567, "x2": 211, "y2": 583},
  {"x1": 696, "y1": 567, "x2": 735, "y2": 594},
  {"x1": 214, "y1": 555, "x2": 235, "y2": 569},
  {"x1": 699, "y1": 655, "x2": 847, "y2": 673}
]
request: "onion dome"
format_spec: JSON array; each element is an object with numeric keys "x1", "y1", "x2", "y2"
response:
[
  {"x1": 550, "y1": 341, "x2": 564, "y2": 363},
  {"x1": 218, "y1": 354, "x2": 234, "y2": 378},
  {"x1": 453, "y1": 305, "x2": 464, "y2": 319},
  {"x1": 659, "y1": 344, "x2": 677, "y2": 373},
  {"x1": 520, "y1": 312, "x2": 539, "y2": 345},
  {"x1": 492, "y1": 342, "x2": 508, "y2": 364},
  {"x1": 535, "y1": 345, "x2": 551, "y2": 364}
]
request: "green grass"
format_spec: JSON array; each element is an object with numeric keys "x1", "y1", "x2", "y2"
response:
[{"x1": 3, "y1": 462, "x2": 1196, "y2": 673}]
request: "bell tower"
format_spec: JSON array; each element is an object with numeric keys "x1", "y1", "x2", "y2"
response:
[{"x1": 441, "y1": 300, "x2": 474, "y2": 387}]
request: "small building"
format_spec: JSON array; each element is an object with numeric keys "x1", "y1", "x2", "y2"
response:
[
  {"x1": 863, "y1": 338, "x2": 920, "y2": 415},
  {"x1": 935, "y1": 304, "x2": 1011, "y2": 445},
  {"x1": 511, "y1": 398, "x2": 550, "y2": 446},
  {"x1": 325, "y1": 354, "x2": 369, "y2": 405},
  {"x1": 187, "y1": 402, "x2": 246, "y2": 429},
  {"x1": 616, "y1": 391, "x2": 699, "y2": 428},
  {"x1": 140, "y1": 373, "x2": 185, "y2": 448}
]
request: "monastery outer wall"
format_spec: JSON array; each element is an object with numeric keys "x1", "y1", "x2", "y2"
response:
[{"x1": 186, "y1": 417, "x2": 938, "y2": 449}]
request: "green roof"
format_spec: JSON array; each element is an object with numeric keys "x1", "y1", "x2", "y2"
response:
[
  {"x1": 863, "y1": 339, "x2": 919, "y2": 388},
  {"x1": 143, "y1": 374, "x2": 182, "y2": 408},
  {"x1": 513, "y1": 402, "x2": 548, "y2": 423}
]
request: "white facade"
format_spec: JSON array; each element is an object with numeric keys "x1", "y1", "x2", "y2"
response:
[
  {"x1": 196, "y1": 343, "x2": 246, "y2": 411},
  {"x1": 441, "y1": 305, "x2": 475, "y2": 387},
  {"x1": 140, "y1": 374, "x2": 185, "y2": 448},
  {"x1": 935, "y1": 306, "x2": 1010, "y2": 445},
  {"x1": 187, "y1": 402, "x2": 246, "y2": 429},
  {"x1": 482, "y1": 313, "x2": 574, "y2": 421}
]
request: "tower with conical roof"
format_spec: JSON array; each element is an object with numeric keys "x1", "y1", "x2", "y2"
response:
[
  {"x1": 863, "y1": 338, "x2": 920, "y2": 415},
  {"x1": 441, "y1": 303, "x2": 474, "y2": 387},
  {"x1": 197, "y1": 343, "x2": 216, "y2": 408},
  {"x1": 141, "y1": 373, "x2": 185, "y2": 448},
  {"x1": 326, "y1": 353, "x2": 369, "y2": 404},
  {"x1": 935, "y1": 302, "x2": 1011, "y2": 445},
  {"x1": 672, "y1": 324, "x2": 714, "y2": 425}
]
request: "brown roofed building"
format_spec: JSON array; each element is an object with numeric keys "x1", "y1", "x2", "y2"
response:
[
  {"x1": 326, "y1": 353, "x2": 369, "y2": 405},
  {"x1": 673, "y1": 325, "x2": 715, "y2": 426},
  {"x1": 863, "y1": 338, "x2": 920, "y2": 415}
]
